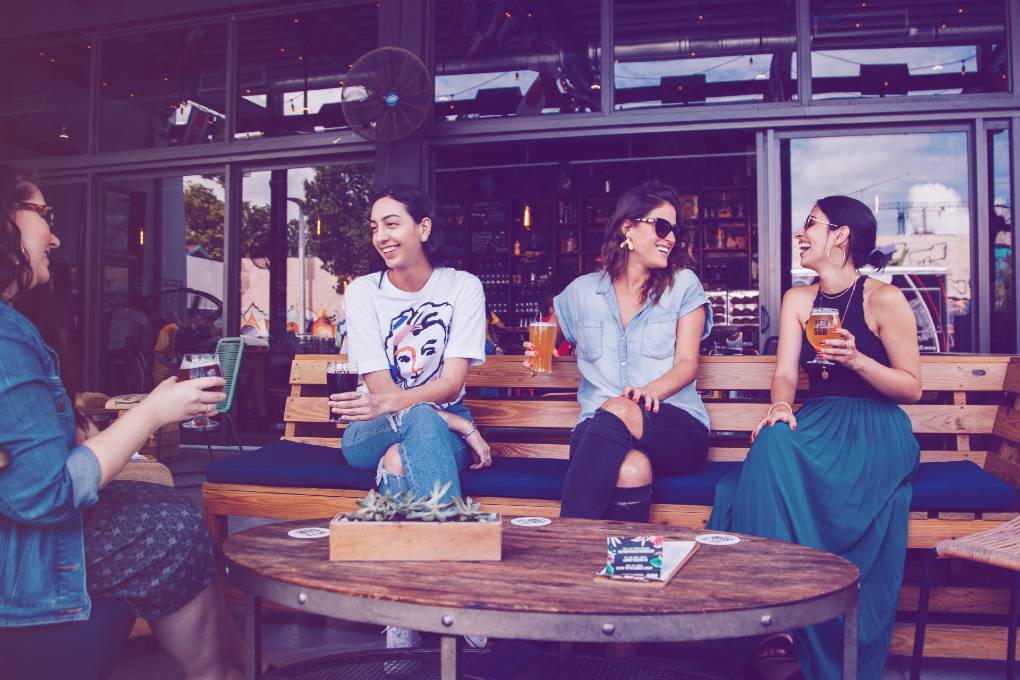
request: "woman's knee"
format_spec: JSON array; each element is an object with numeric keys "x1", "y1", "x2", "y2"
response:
[
  {"x1": 600, "y1": 396, "x2": 643, "y2": 437},
  {"x1": 381, "y1": 443, "x2": 403, "y2": 476},
  {"x1": 616, "y1": 449, "x2": 652, "y2": 488}
]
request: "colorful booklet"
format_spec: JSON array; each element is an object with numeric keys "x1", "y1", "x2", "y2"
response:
[{"x1": 595, "y1": 536, "x2": 699, "y2": 587}]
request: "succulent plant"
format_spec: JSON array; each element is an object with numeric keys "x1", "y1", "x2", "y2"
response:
[{"x1": 336, "y1": 480, "x2": 497, "y2": 523}]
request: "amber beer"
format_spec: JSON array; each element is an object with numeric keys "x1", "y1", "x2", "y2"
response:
[
  {"x1": 806, "y1": 307, "x2": 840, "y2": 365},
  {"x1": 326, "y1": 361, "x2": 359, "y2": 423},
  {"x1": 529, "y1": 321, "x2": 556, "y2": 373},
  {"x1": 178, "y1": 353, "x2": 222, "y2": 429}
]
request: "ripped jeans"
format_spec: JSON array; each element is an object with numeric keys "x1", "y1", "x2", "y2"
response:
[{"x1": 340, "y1": 402, "x2": 472, "y2": 502}]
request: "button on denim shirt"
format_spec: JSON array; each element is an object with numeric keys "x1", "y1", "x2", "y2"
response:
[
  {"x1": 0, "y1": 302, "x2": 102, "y2": 627},
  {"x1": 553, "y1": 270, "x2": 713, "y2": 429}
]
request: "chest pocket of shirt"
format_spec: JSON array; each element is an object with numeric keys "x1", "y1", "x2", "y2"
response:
[
  {"x1": 575, "y1": 321, "x2": 604, "y2": 362},
  {"x1": 642, "y1": 318, "x2": 676, "y2": 360}
]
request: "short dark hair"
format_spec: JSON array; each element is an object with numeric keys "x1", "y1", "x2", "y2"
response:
[
  {"x1": 815, "y1": 195, "x2": 889, "y2": 270},
  {"x1": 0, "y1": 166, "x2": 40, "y2": 301},
  {"x1": 370, "y1": 184, "x2": 442, "y2": 267}
]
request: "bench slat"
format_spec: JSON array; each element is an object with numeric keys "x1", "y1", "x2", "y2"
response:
[
  {"x1": 993, "y1": 406, "x2": 1020, "y2": 444},
  {"x1": 284, "y1": 397, "x2": 1000, "y2": 435}
]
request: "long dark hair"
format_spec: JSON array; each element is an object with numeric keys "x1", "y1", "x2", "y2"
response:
[
  {"x1": 370, "y1": 184, "x2": 442, "y2": 267},
  {"x1": 600, "y1": 180, "x2": 693, "y2": 304},
  {"x1": 0, "y1": 166, "x2": 39, "y2": 301},
  {"x1": 815, "y1": 195, "x2": 890, "y2": 270}
]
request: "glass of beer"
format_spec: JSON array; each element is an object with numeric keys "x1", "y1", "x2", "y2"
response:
[
  {"x1": 805, "y1": 307, "x2": 841, "y2": 367},
  {"x1": 178, "y1": 353, "x2": 222, "y2": 429},
  {"x1": 528, "y1": 321, "x2": 556, "y2": 373},
  {"x1": 326, "y1": 361, "x2": 359, "y2": 423}
]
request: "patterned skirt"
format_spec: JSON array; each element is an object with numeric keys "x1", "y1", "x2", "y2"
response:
[
  {"x1": 84, "y1": 481, "x2": 217, "y2": 621},
  {"x1": 707, "y1": 396, "x2": 919, "y2": 680}
]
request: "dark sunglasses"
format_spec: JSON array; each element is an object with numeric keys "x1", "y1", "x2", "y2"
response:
[
  {"x1": 632, "y1": 216, "x2": 678, "y2": 239},
  {"x1": 16, "y1": 202, "x2": 55, "y2": 229},
  {"x1": 803, "y1": 214, "x2": 840, "y2": 231}
]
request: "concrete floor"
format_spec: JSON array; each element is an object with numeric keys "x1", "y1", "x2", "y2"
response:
[{"x1": 109, "y1": 447, "x2": 1010, "y2": 680}]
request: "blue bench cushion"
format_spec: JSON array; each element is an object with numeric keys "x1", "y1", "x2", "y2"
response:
[{"x1": 206, "y1": 442, "x2": 1018, "y2": 513}]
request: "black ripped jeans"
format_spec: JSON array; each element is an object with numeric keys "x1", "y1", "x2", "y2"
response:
[{"x1": 559, "y1": 402, "x2": 709, "y2": 522}]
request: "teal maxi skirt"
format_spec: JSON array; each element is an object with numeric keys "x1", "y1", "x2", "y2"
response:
[{"x1": 707, "y1": 396, "x2": 920, "y2": 680}]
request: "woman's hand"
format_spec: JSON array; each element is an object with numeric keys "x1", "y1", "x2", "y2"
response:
[
  {"x1": 820, "y1": 327, "x2": 862, "y2": 370},
  {"x1": 750, "y1": 403, "x2": 797, "y2": 443},
  {"x1": 464, "y1": 428, "x2": 492, "y2": 470},
  {"x1": 622, "y1": 385, "x2": 659, "y2": 413},
  {"x1": 329, "y1": 391, "x2": 392, "y2": 421},
  {"x1": 142, "y1": 376, "x2": 226, "y2": 426}
]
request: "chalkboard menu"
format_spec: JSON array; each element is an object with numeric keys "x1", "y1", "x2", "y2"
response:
[
  {"x1": 470, "y1": 202, "x2": 508, "y2": 255},
  {"x1": 437, "y1": 203, "x2": 468, "y2": 260}
]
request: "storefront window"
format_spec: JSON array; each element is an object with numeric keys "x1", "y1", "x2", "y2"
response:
[
  {"x1": 990, "y1": 128, "x2": 1014, "y2": 353},
  {"x1": 100, "y1": 24, "x2": 228, "y2": 152},
  {"x1": 235, "y1": 5, "x2": 378, "y2": 140},
  {"x1": 99, "y1": 174, "x2": 225, "y2": 396},
  {"x1": 786, "y1": 131, "x2": 973, "y2": 352},
  {"x1": 0, "y1": 42, "x2": 91, "y2": 159},
  {"x1": 238, "y1": 163, "x2": 373, "y2": 434},
  {"x1": 435, "y1": 0, "x2": 601, "y2": 120},
  {"x1": 614, "y1": 1, "x2": 797, "y2": 109},
  {"x1": 810, "y1": 0, "x2": 1009, "y2": 100}
]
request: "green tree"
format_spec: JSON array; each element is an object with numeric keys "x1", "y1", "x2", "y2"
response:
[
  {"x1": 302, "y1": 164, "x2": 376, "y2": 287},
  {"x1": 183, "y1": 179, "x2": 297, "y2": 260}
]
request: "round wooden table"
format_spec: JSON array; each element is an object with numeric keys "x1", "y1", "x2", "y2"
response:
[{"x1": 223, "y1": 517, "x2": 860, "y2": 680}]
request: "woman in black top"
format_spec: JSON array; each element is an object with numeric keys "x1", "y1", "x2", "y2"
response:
[{"x1": 708, "y1": 196, "x2": 922, "y2": 680}]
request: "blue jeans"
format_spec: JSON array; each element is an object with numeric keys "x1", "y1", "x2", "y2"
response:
[{"x1": 341, "y1": 402, "x2": 472, "y2": 501}]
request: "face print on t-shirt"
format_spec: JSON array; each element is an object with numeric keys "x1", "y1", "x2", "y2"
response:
[{"x1": 384, "y1": 302, "x2": 454, "y2": 388}]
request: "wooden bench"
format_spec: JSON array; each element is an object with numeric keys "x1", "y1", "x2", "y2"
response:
[{"x1": 204, "y1": 353, "x2": 1020, "y2": 660}]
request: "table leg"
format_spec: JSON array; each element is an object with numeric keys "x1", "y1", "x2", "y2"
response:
[
  {"x1": 440, "y1": 635, "x2": 462, "y2": 680},
  {"x1": 842, "y1": 595, "x2": 859, "y2": 680},
  {"x1": 244, "y1": 594, "x2": 262, "y2": 680}
]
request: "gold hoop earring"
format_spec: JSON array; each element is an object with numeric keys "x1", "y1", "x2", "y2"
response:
[
  {"x1": 826, "y1": 244, "x2": 848, "y2": 267},
  {"x1": 619, "y1": 236, "x2": 634, "y2": 251}
]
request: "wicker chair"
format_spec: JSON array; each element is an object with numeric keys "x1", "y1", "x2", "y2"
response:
[{"x1": 911, "y1": 516, "x2": 1020, "y2": 680}]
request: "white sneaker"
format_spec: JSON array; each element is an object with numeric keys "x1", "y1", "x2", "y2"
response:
[{"x1": 384, "y1": 625, "x2": 421, "y2": 649}]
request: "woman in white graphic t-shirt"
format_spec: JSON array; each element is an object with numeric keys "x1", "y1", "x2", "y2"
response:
[{"x1": 331, "y1": 184, "x2": 491, "y2": 508}]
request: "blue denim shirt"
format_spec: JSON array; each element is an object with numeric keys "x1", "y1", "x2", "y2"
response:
[
  {"x1": 554, "y1": 270, "x2": 713, "y2": 429},
  {"x1": 0, "y1": 301, "x2": 101, "y2": 627}
]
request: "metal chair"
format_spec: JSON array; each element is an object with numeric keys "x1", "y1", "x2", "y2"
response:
[
  {"x1": 214, "y1": 337, "x2": 245, "y2": 455},
  {"x1": 911, "y1": 516, "x2": 1020, "y2": 680}
]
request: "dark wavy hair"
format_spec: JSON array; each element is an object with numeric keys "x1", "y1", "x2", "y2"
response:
[
  {"x1": 815, "y1": 195, "x2": 890, "y2": 270},
  {"x1": 1, "y1": 166, "x2": 39, "y2": 302},
  {"x1": 370, "y1": 184, "x2": 442, "y2": 267},
  {"x1": 600, "y1": 180, "x2": 693, "y2": 304}
]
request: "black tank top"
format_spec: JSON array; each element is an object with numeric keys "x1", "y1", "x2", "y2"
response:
[{"x1": 799, "y1": 276, "x2": 891, "y2": 399}]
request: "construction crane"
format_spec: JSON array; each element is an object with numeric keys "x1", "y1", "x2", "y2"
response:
[{"x1": 878, "y1": 201, "x2": 968, "y2": 235}]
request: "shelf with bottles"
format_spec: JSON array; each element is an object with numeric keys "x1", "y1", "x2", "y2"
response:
[
  {"x1": 700, "y1": 190, "x2": 749, "y2": 220},
  {"x1": 703, "y1": 224, "x2": 751, "y2": 253},
  {"x1": 556, "y1": 197, "x2": 579, "y2": 225}
]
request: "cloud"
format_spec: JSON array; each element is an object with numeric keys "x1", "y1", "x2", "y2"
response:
[{"x1": 905, "y1": 183, "x2": 968, "y2": 234}]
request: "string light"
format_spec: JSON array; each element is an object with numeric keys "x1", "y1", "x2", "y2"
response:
[
  {"x1": 748, "y1": 56, "x2": 754, "y2": 67},
  {"x1": 957, "y1": 6, "x2": 964, "y2": 13},
  {"x1": 960, "y1": 60, "x2": 967, "y2": 76},
  {"x1": 503, "y1": 10, "x2": 512, "y2": 18},
  {"x1": 138, "y1": 229, "x2": 145, "y2": 246},
  {"x1": 316, "y1": 217, "x2": 321, "y2": 236},
  {"x1": 57, "y1": 125, "x2": 70, "y2": 141}
]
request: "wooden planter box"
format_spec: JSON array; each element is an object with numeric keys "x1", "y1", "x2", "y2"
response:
[{"x1": 329, "y1": 516, "x2": 502, "y2": 561}]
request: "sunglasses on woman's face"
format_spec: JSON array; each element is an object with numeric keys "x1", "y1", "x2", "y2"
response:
[
  {"x1": 632, "y1": 216, "x2": 678, "y2": 239},
  {"x1": 803, "y1": 214, "x2": 840, "y2": 231},
  {"x1": 16, "y1": 202, "x2": 55, "y2": 229}
]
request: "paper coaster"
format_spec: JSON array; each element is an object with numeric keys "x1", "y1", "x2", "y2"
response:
[
  {"x1": 510, "y1": 517, "x2": 552, "y2": 527},
  {"x1": 695, "y1": 533, "x2": 740, "y2": 546},
  {"x1": 287, "y1": 527, "x2": 331, "y2": 539}
]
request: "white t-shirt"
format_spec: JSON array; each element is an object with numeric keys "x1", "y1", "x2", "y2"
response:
[{"x1": 345, "y1": 267, "x2": 486, "y2": 406}]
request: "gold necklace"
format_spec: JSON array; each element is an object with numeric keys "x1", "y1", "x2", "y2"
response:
[{"x1": 821, "y1": 276, "x2": 860, "y2": 380}]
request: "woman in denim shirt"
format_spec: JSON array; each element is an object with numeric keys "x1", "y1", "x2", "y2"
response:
[
  {"x1": 550, "y1": 180, "x2": 712, "y2": 522},
  {"x1": 0, "y1": 167, "x2": 243, "y2": 679}
]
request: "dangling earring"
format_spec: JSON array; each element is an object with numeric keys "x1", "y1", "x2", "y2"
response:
[
  {"x1": 826, "y1": 244, "x2": 848, "y2": 267},
  {"x1": 18, "y1": 245, "x2": 28, "y2": 262},
  {"x1": 619, "y1": 234, "x2": 634, "y2": 251}
]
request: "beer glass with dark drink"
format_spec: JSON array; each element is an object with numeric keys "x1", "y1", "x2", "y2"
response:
[
  {"x1": 178, "y1": 353, "x2": 222, "y2": 429},
  {"x1": 326, "y1": 361, "x2": 359, "y2": 423}
]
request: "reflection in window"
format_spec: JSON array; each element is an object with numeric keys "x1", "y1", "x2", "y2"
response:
[
  {"x1": 235, "y1": 6, "x2": 377, "y2": 140},
  {"x1": 787, "y1": 132, "x2": 973, "y2": 352},
  {"x1": 810, "y1": 0, "x2": 1009, "y2": 99},
  {"x1": 0, "y1": 43, "x2": 91, "y2": 159},
  {"x1": 614, "y1": 1, "x2": 797, "y2": 108},
  {"x1": 990, "y1": 128, "x2": 1014, "y2": 353},
  {"x1": 435, "y1": 0, "x2": 601, "y2": 120},
  {"x1": 100, "y1": 175, "x2": 225, "y2": 395},
  {"x1": 238, "y1": 164, "x2": 373, "y2": 434},
  {"x1": 100, "y1": 25, "x2": 227, "y2": 152}
]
